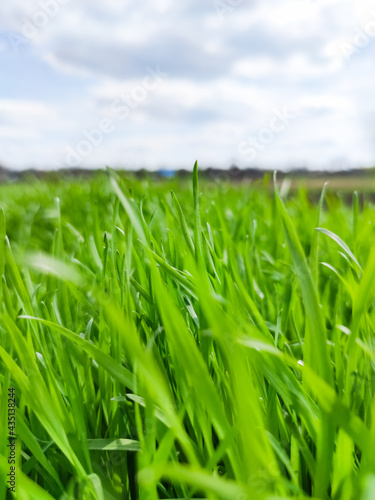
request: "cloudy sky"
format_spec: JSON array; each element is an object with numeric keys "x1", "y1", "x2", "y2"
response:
[{"x1": 0, "y1": 0, "x2": 375, "y2": 171}]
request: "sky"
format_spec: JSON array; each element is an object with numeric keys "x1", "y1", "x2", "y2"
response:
[{"x1": 0, "y1": 0, "x2": 375, "y2": 171}]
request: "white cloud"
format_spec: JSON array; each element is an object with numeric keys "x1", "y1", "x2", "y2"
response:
[
  {"x1": 0, "y1": 99, "x2": 55, "y2": 120},
  {"x1": 0, "y1": 0, "x2": 374, "y2": 170}
]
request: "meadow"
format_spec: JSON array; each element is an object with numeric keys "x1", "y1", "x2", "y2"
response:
[{"x1": 1, "y1": 165, "x2": 375, "y2": 500}]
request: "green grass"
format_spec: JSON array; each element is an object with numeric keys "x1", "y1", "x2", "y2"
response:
[{"x1": 1, "y1": 166, "x2": 375, "y2": 499}]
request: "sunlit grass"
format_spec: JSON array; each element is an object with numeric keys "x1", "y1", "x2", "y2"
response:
[{"x1": 1, "y1": 166, "x2": 375, "y2": 499}]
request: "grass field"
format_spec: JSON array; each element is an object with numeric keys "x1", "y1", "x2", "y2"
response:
[{"x1": 1, "y1": 165, "x2": 375, "y2": 499}]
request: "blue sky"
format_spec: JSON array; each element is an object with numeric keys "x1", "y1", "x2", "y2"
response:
[{"x1": 0, "y1": 0, "x2": 375, "y2": 171}]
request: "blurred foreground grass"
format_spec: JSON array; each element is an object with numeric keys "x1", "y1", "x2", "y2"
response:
[{"x1": 1, "y1": 167, "x2": 375, "y2": 499}]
